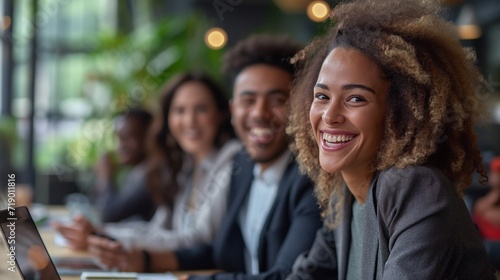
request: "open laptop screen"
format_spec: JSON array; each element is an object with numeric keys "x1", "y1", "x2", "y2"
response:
[{"x1": 0, "y1": 206, "x2": 61, "y2": 280}]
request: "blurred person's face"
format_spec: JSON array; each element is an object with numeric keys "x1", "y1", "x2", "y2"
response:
[
  {"x1": 168, "y1": 81, "x2": 221, "y2": 162},
  {"x1": 490, "y1": 171, "x2": 500, "y2": 189},
  {"x1": 116, "y1": 116, "x2": 148, "y2": 165},
  {"x1": 309, "y1": 47, "x2": 389, "y2": 180},
  {"x1": 230, "y1": 64, "x2": 292, "y2": 170}
]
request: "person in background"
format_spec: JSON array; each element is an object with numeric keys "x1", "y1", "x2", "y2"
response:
[
  {"x1": 474, "y1": 156, "x2": 500, "y2": 269},
  {"x1": 92, "y1": 108, "x2": 156, "y2": 223},
  {"x1": 55, "y1": 72, "x2": 240, "y2": 256},
  {"x1": 88, "y1": 35, "x2": 323, "y2": 280},
  {"x1": 286, "y1": 0, "x2": 495, "y2": 279}
]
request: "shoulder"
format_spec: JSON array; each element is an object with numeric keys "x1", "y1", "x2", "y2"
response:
[
  {"x1": 211, "y1": 140, "x2": 243, "y2": 171},
  {"x1": 375, "y1": 165, "x2": 456, "y2": 212},
  {"x1": 377, "y1": 165, "x2": 452, "y2": 196},
  {"x1": 215, "y1": 139, "x2": 242, "y2": 162},
  {"x1": 374, "y1": 165, "x2": 458, "y2": 220},
  {"x1": 281, "y1": 155, "x2": 312, "y2": 187},
  {"x1": 285, "y1": 156, "x2": 303, "y2": 177},
  {"x1": 284, "y1": 159, "x2": 315, "y2": 202},
  {"x1": 230, "y1": 146, "x2": 255, "y2": 173},
  {"x1": 218, "y1": 139, "x2": 242, "y2": 158}
]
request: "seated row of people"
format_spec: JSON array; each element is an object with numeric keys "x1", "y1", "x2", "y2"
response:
[
  {"x1": 56, "y1": 34, "x2": 322, "y2": 278},
  {"x1": 56, "y1": 0, "x2": 497, "y2": 278}
]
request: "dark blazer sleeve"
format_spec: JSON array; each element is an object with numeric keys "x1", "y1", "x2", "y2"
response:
[
  {"x1": 189, "y1": 168, "x2": 322, "y2": 280},
  {"x1": 286, "y1": 224, "x2": 338, "y2": 280},
  {"x1": 96, "y1": 164, "x2": 156, "y2": 223},
  {"x1": 376, "y1": 166, "x2": 495, "y2": 280},
  {"x1": 99, "y1": 180, "x2": 156, "y2": 222},
  {"x1": 267, "y1": 174, "x2": 323, "y2": 274}
]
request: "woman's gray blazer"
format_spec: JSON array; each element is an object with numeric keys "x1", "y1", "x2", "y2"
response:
[{"x1": 288, "y1": 165, "x2": 495, "y2": 280}]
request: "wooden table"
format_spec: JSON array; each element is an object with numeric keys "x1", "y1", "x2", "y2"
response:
[
  {"x1": 41, "y1": 206, "x2": 218, "y2": 280},
  {"x1": 41, "y1": 229, "x2": 90, "y2": 280}
]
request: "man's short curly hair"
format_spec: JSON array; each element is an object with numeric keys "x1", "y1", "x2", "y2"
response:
[
  {"x1": 287, "y1": 0, "x2": 488, "y2": 227},
  {"x1": 222, "y1": 34, "x2": 302, "y2": 84}
]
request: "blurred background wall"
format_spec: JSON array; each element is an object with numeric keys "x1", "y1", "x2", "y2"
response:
[{"x1": 0, "y1": 0, "x2": 499, "y2": 204}]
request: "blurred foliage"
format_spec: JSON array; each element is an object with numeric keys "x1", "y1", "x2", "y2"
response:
[
  {"x1": 0, "y1": 117, "x2": 17, "y2": 152},
  {"x1": 0, "y1": 117, "x2": 28, "y2": 173},
  {"x1": 0, "y1": 117, "x2": 17, "y2": 174},
  {"x1": 85, "y1": 11, "x2": 226, "y2": 116},
  {"x1": 52, "y1": 11, "x2": 225, "y2": 174}
]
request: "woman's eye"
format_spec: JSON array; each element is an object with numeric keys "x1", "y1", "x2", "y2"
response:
[
  {"x1": 171, "y1": 107, "x2": 184, "y2": 114},
  {"x1": 314, "y1": 93, "x2": 329, "y2": 100},
  {"x1": 348, "y1": 96, "x2": 366, "y2": 103}
]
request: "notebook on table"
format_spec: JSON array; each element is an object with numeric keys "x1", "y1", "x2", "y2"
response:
[{"x1": 0, "y1": 206, "x2": 175, "y2": 280}]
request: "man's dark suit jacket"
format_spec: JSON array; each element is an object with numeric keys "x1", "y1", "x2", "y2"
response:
[{"x1": 174, "y1": 149, "x2": 322, "y2": 280}]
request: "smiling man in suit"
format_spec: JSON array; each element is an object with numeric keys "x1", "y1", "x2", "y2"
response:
[{"x1": 174, "y1": 34, "x2": 322, "y2": 280}]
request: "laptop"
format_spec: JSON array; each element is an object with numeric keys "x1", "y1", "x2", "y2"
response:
[
  {"x1": 0, "y1": 206, "x2": 63, "y2": 280},
  {"x1": 0, "y1": 206, "x2": 175, "y2": 280}
]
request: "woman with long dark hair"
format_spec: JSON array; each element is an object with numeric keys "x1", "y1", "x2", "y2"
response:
[{"x1": 58, "y1": 72, "x2": 240, "y2": 271}]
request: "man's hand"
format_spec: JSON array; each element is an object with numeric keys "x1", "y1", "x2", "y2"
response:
[
  {"x1": 87, "y1": 235, "x2": 145, "y2": 272},
  {"x1": 52, "y1": 215, "x2": 94, "y2": 250}
]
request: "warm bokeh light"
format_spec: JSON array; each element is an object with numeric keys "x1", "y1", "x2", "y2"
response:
[
  {"x1": 307, "y1": 1, "x2": 330, "y2": 22},
  {"x1": 456, "y1": 5, "x2": 481, "y2": 40},
  {"x1": 458, "y1": 25, "x2": 482, "y2": 40},
  {"x1": 205, "y1": 27, "x2": 227, "y2": 50}
]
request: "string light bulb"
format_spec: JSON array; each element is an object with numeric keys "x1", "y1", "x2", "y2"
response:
[
  {"x1": 205, "y1": 27, "x2": 228, "y2": 50},
  {"x1": 456, "y1": 4, "x2": 481, "y2": 40},
  {"x1": 307, "y1": 1, "x2": 330, "y2": 22}
]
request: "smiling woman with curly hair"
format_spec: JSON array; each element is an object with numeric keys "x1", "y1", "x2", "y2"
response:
[{"x1": 286, "y1": 0, "x2": 495, "y2": 279}]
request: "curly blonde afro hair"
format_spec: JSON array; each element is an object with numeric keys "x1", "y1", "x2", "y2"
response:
[{"x1": 287, "y1": 0, "x2": 488, "y2": 227}]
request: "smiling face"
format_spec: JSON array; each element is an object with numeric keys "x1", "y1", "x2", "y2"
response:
[
  {"x1": 231, "y1": 64, "x2": 292, "y2": 170},
  {"x1": 168, "y1": 81, "x2": 221, "y2": 162},
  {"x1": 115, "y1": 116, "x2": 148, "y2": 165},
  {"x1": 309, "y1": 47, "x2": 390, "y2": 182}
]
